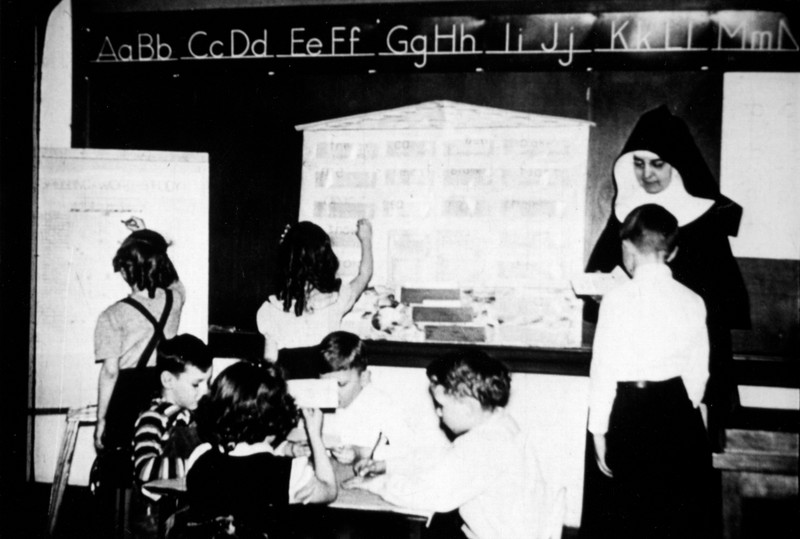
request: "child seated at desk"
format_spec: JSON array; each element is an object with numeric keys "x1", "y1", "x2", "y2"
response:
[
  {"x1": 183, "y1": 361, "x2": 336, "y2": 537},
  {"x1": 316, "y1": 331, "x2": 416, "y2": 466},
  {"x1": 346, "y1": 349, "x2": 545, "y2": 539},
  {"x1": 130, "y1": 334, "x2": 212, "y2": 535}
]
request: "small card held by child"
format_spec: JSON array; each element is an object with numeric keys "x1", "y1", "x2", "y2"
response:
[
  {"x1": 287, "y1": 378, "x2": 339, "y2": 409},
  {"x1": 571, "y1": 266, "x2": 630, "y2": 297}
]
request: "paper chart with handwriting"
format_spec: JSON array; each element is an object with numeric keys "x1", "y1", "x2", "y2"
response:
[{"x1": 297, "y1": 101, "x2": 592, "y2": 348}]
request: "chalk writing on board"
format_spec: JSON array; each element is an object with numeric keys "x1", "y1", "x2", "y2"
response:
[{"x1": 84, "y1": 11, "x2": 798, "y2": 71}]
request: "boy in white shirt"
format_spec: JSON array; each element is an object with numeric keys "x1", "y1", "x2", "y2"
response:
[
  {"x1": 317, "y1": 331, "x2": 415, "y2": 465},
  {"x1": 345, "y1": 349, "x2": 545, "y2": 539},
  {"x1": 587, "y1": 203, "x2": 712, "y2": 538}
]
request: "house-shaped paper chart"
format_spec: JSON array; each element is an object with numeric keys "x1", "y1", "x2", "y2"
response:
[{"x1": 296, "y1": 100, "x2": 592, "y2": 348}]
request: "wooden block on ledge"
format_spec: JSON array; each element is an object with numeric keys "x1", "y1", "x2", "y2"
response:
[
  {"x1": 425, "y1": 325, "x2": 486, "y2": 343},
  {"x1": 400, "y1": 287, "x2": 460, "y2": 304},
  {"x1": 413, "y1": 306, "x2": 473, "y2": 323}
]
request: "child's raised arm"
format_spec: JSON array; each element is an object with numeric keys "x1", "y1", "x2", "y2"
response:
[{"x1": 342, "y1": 218, "x2": 373, "y2": 311}]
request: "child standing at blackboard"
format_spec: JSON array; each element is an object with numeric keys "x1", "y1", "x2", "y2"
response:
[
  {"x1": 94, "y1": 218, "x2": 186, "y2": 455},
  {"x1": 256, "y1": 218, "x2": 373, "y2": 362},
  {"x1": 587, "y1": 204, "x2": 712, "y2": 538}
]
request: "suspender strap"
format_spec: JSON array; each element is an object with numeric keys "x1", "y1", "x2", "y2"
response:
[{"x1": 120, "y1": 288, "x2": 174, "y2": 370}]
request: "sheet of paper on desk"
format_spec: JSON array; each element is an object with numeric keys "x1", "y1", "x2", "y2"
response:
[
  {"x1": 287, "y1": 379, "x2": 339, "y2": 409},
  {"x1": 571, "y1": 266, "x2": 630, "y2": 297}
]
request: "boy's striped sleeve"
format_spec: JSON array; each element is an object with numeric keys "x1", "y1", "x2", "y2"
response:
[{"x1": 132, "y1": 402, "x2": 189, "y2": 483}]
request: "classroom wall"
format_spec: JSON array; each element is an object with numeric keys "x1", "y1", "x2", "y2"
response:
[{"x1": 34, "y1": 0, "x2": 799, "y2": 496}]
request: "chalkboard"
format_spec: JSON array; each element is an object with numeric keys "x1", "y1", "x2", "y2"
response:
[
  {"x1": 78, "y1": 53, "x2": 799, "y2": 355},
  {"x1": 721, "y1": 73, "x2": 800, "y2": 355}
]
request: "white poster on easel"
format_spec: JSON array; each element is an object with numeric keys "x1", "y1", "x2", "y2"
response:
[
  {"x1": 34, "y1": 147, "x2": 209, "y2": 484},
  {"x1": 721, "y1": 72, "x2": 800, "y2": 260}
]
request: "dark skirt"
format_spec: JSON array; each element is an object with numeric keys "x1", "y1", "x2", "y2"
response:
[{"x1": 581, "y1": 377, "x2": 713, "y2": 539}]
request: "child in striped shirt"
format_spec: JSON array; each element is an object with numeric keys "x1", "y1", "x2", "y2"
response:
[{"x1": 132, "y1": 334, "x2": 212, "y2": 505}]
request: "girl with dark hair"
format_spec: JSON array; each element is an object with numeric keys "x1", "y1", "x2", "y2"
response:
[
  {"x1": 256, "y1": 218, "x2": 373, "y2": 361},
  {"x1": 184, "y1": 361, "x2": 336, "y2": 537},
  {"x1": 94, "y1": 219, "x2": 185, "y2": 452}
]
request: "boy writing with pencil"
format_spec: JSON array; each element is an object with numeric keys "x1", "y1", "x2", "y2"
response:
[
  {"x1": 312, "y1": 331, "x2": 416, "y2": 466},
  {"x1": 346, "y1": 349, "x2": 545, "y2": 539},
  {"x1": 587, "y1": 204, "x2": 712, "y2": 537}
]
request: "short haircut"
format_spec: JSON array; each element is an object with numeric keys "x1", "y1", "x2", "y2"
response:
[
  {"x1": 426, "y1": 349, "x2": 511, "y2": 409},
  {"x1": 113, "y1": 229, "x2": 179, "y2": 298},
  {"x1": 319, "y1": 331, "x2": 367, "y2": 373},
  {"x1": 620, "y1": 204, "x2": 679, "y2": 255},
  {"x1": 156, "y1": 334, "x2": 213, "y2": 375},
  {"x1": 196, "y1": 361, "x2": 298, "y2": 451}
]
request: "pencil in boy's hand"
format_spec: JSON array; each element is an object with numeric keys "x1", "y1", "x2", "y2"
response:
[
  {"x1": 368, "y1": 431, "x2": 383, "y2": 460},
  {"x1": 356, "y1": 432, "x2": 384, "y2": 477}
]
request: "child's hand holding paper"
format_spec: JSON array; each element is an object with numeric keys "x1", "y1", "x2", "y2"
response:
[
  {"x1": 287, "y1": 378, "x2": 338, "y2": 409},
  {"x1": 571, "y1": 266, "x2": 630, "y2": 299}
]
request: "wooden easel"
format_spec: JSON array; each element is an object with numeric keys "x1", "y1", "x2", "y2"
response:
[{"x1": 47, "y1": 405, "x2": 97, "y2": 536}]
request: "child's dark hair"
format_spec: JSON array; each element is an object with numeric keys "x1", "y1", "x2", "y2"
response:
[
  {"x1": 156, "y1": 334, "x2": 213, "y2": 376},
  {"x1": 620, "y1": 204, "x2": 679, "y2": 254},
  {"x1": 113, "y1": 229, "x2": 179, "y2": 298},
  {"x1": 426, "y1": 349, "x2": 511, "y2": 409},
  {"x1": 196, "y1": 361, "x2": 298, "y2": 451},
  {"x1": 319, "y1": 331, "x2": 367, "y2": 373},
  {"x1": 276, "y1": 221, "x2": 341, "y2": 317}
]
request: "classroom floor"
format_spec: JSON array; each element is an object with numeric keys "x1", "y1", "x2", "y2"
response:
[
  {"x1": 24, "y1": 483, "x2": 797, "y2": 539},
  {"x1": 26, "y1": 484, "x2": 470, "y2": 539}
]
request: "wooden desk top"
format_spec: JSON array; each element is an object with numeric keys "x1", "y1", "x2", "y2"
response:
[
  {"x1": 332, "y1": 461, "x2": 432, "y2": 519},
  {"x1": 143, "y1": 461, "x2": 432, "y2": 521}
]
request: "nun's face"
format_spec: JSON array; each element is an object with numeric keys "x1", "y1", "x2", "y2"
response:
[{"x1": 632, "y1": 151, "x2": 673, "y2": 194}]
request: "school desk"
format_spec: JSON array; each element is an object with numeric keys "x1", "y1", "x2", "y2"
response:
[
  {"x1": 144, "y1": 460, "x2": 433, "y2": 538},
  {"x1": 712, "y1": 408, "x2": 799, "y2": 539}
]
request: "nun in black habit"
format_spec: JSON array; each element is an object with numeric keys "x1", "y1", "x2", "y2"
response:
[{"x1": 580, "y1": 105, "x2": 750, "y2": 538}]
